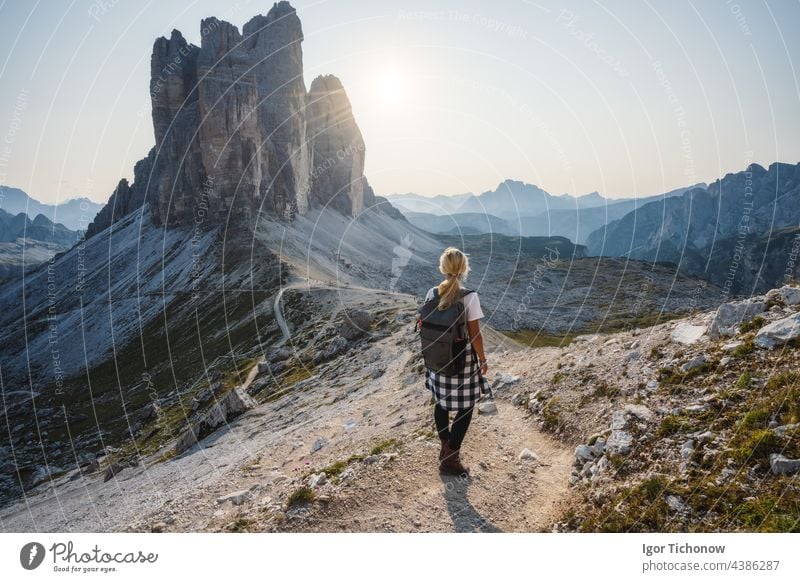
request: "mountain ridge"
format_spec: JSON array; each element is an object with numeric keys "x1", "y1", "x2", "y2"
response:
[{"x1": 585, "y1": 161, "x2": 800, "y2": 293}]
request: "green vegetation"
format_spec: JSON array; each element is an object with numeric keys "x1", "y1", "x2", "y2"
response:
[
  {"x1": 737, "y1": 497, "x2": 800, "y2": 532},
  {"x1": 732, "y1": 429, "x2": 780, "y2": 466},
  {"x1": 369, "y1": 438, "x2": 399, "y2": 456},
  {"x1": 321, "y1": 454, "x2": 365, "y2": 478},
  {"x1": 541, "y1": 396, "x2": 562, "y2": 431},
  {"x1": 735, "y1": 370, "x2": 751, "y2": 389},
  {"x1": 739, "y1": 316, "x2": 766, "y2": 334},
  {"x1": 580, "y1": 477, "x2": 674, "y2": 532},
  {"x1": 731, "y1": 337, "x2": 755, "y2": 358},
  {"x1": 657, "y1": 415, "x2": 691, "y2": 437},
  {"x1": 227, "y1": 517, "x2": 254, "y2": 532},
  {"x1": 570, "y1": 315, "x2": 800, "y2": 534},
  {"x1": 593, "y1": 380, "x2": 619, "y2": 398},
  {"x1": 765, "y1": 371, "x2": 800, "y2": 424},
  {"x1": 502, "y1": 329, "x2": 577, "y2": 349},
  {"x1": 286, "y1": 486, "x2": 316, "y2": 508},
  {"x1": 657, "y1": 360, "x2": 715, "y2": 390}
]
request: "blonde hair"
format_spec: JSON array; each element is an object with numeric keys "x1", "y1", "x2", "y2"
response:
[{"x1": 436, "y1": 247, "x2": 470, "y2": 310}]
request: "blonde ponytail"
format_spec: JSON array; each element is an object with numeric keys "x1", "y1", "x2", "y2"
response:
[{"x1": 437, "y1": 247, "x2": 470, "y2": 310}]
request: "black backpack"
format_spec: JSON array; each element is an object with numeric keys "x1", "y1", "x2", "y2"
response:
[{"x1": 416, "y1": 287, "x2": 475, "y2": 375}]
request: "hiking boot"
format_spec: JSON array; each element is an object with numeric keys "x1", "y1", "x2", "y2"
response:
[
  {"x1": 440, "y1": 447, "x2": 470, "y2": 475},
  {"x1": 439, "y1": 439, "x2": 449, "y2": 462}
]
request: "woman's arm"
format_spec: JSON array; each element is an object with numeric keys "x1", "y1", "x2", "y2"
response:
[{"x1": 467, "y1": 319, "x2": 489, "y2": 376}]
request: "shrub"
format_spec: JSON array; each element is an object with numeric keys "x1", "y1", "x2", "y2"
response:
[
  {"x1": 735, "y1": 370, "x2": 751, "y2": 390},
  {"x1": 739, "y1": 316, "x2": 766, "y2": 334},
  {"x1": 369, "y1": 438, "x2": 398, "y2": 456},
  {"x1": 732, "y1": 429, "x2": 780, "y2": 465},
  {"x1": 658, "y1": 415, "x2": 691, "y2": 437},
  {"x1": 286, "y1": 486, "x2": 316, "y2": 508}
]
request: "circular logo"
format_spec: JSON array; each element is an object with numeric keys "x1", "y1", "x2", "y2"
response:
[{"x1": 19, "y1": 542, "x2": 46, "y2": 570}]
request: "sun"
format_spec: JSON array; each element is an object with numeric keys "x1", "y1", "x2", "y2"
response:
[{"x1": 377, "y1": 71, "x2": 409, "y2": 104}]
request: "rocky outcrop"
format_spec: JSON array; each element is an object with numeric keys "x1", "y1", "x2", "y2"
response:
[
  {"x1": 708, "y1": 298, "x2": 765, "y2": 339},
  {"x1": 754, "y1": 312, "x2": 800, "y2": 349},
  {"x1": 85, "y1": 149, "x2": 157, "y2": 236},
  {"x1": 307, "y1": 74, "x2": 368, "y2": 216},
  {"x1": 174, "y1": 387, "x2": 256, "y2": 455},
  {"x1": 88, "y1": 2, "x2": 392, "y2": 237}
]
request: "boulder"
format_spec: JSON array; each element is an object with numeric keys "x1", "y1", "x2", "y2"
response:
[
  {"x1": 307, "y1": 472, "x2": 327, "y2": 488},
  {"x1": 518, "y1": 448, "x2": 539, "y2": 462},
  {"x1": 772, "y1": 423, "x2": 800, "y2": 437},
  {"x1": 769, "y1": 454, "x2": 800, "y2": 475},
  {"x1": 708, "y1": 300, "x2": 765, "y2": 339},
  {"x1": 755, "y1": 313, "x2": 800, "y2": 349},
  {"x1": 623, "y1": 404, "x2": 653, "y2": 421},
  {"x1": 606, "y1": 430, "x2": 633, "y2": 455},
  {"x1": 269, "y1": 348, "x2": 292, "y2": 363},
  {"x1": 477, "y1": 399, "x2": 498, "y2": 415},
  {"x1": 680, "y1": 355, "x2": 707, "y2": 373},
  {"x1": 174, "y1": 387, "x2": 256, "y2": 455},
  {"x1": 494, "y1": 373, "x2": 521, "y2": 389},
  {"x1": 103, "y1": 461, "x2": 128, "y2": 482},
  {"x1": 574, "y1": 445, "x2": 594, "y2": 464},
  {"x1": 336, "y1": 309, "x2": 373, "y2": 340},
  {"x1": 780, "y1": 285, "x2": 800, "y2": 306},
  {"x1": 216, "y1": 490, "x2": 250, "y2": 506},
  {"x1": 671, "y1": 323, "x2": 706, "y2": 345}
]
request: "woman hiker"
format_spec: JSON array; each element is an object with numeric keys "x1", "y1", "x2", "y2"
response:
[{"x1": 423, "y1": 247, "x2": 490, "y2": 475}]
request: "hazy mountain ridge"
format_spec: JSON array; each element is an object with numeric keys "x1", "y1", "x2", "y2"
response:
[
  {"x1": 586, "y1": 162, "x2": 800, "y2": 293},
  {"x1": 389, "y1": 182, "x2": 703, "y2": 244},
  {"x1": 0, "y1": 185, "x2": 101, "y2": 231},
  {"x1": 0, "y1": 207, "x2": 83, "y2": 281}
]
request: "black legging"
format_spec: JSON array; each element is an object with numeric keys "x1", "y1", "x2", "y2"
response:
[{"x1": 434, "y1": 403, "x2": 474, "y2": 451}]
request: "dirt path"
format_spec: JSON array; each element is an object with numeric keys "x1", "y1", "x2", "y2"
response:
[{"x1": 273, "y1": 394, "x2": 576, "y2": 533}]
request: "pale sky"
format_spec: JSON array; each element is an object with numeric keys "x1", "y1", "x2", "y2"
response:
[{"x1": 0, "y1": 0, "x2": 798, "y2": 205}]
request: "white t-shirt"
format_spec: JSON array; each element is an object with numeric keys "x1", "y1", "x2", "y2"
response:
[{"x1": 425, "y1": 287, "x2": 485, "y2": 322}]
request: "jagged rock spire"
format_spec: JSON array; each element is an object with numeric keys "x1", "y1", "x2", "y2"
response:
[{"x1": 88, "y1": 2, "x2": 373, "y2": 236}]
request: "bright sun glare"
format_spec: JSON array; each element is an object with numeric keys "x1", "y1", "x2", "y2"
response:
[{"x1": 377, "y1": 72, "x2": 409, "y2": 104}]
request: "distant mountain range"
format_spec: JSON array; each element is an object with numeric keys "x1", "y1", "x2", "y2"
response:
[
  {"x1": 586, "y1": 162, "x2": 800, "y2": 294},
  {"x1": 389, "y1": 163, "x2": 800, "y2": 293},
  {"x1": 0, "y1": 208, "x2": 81, "y2": 281},
  {"x1": 386, "y1": 180, "x2": 703, "y2": 244},
  {"x1": 0, "y1": 185, "x2": 103, "y2": 231}
]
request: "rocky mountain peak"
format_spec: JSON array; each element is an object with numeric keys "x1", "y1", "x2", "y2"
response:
[
  {"x1": 307, "y1": 74, "x2": 371, "y2": 216},
  {"x1": 87, "y1": 2, "x2": 378, "y2": 236}
]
